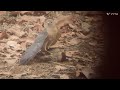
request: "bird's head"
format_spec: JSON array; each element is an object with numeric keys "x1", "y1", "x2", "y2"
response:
[{"x1": 43, "y1": 19, "x2": 54, "y2": 28}]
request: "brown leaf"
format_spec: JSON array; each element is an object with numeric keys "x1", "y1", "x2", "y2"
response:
[
  {"x1": 32, "y1": 23, "x2": 43, "y2": 32},
  {"x1": 61, "y1": 32, "x2": 76, "y2": 38},
  {"x1": 76, "y1": 64, "x2": 84, "y2": 70},
  {"x1": 68, "y1": 23, "x2": 76, "y2": 29},
  {"x1": 9, "y1": 36, "x2": 19, "y2": 41},
  {"x1": 26, "y1": 37, "x2": 35, "y2": 44},
  {"x1": 8, "y1": 25, "x2": 25, "y2": 37},
  {"x1": 76, "y1": 69, "x2": 81, "y2": 77},
  {"x1": 76, "y1": 71, "x2": 87, "y2": 79},
  {"x1": 66, "y1": 50, "x2": 79, "y2": 57},
  {"x1": 4, "y1": 60, "x2": 16, "y2": 65},
  {"x1": 20, "y1": 11, "x2": 33, "y2": 15},
  {"x1": 68, "y1": 38, "x2": 80, "y2": 45},
  {"x1": 76, "y1": 33, "x2": 89, "y2": 39},
  {"x1": 0, "y1": 72, "x2": 11, "y2": 75},
  {"x1": 0, "y1": 31, "x2": 8, "y2": 40},
  {"x1": 0, "y1": 53, "x2": 7, "y2": 57},
  {"x1": 81, "y1": 22, "x2": 91, "y2": 35},
  {"x1": 60, "y1": 74, "x2": 69, "y2": 79},
  {"x1": 0, "y1": 43, "x2": 5, "y2": 50},
  {"x1": 16, "y1": 15, "x2": 46, "y2": 23},
  {"x1": 89, "y1": 41, "x2": 97, "y2": 46},
  {"x1": 39, "y1": 16, "x2": 46, "y2": 24},
  {"x1": 55, "y1": 65, "x2": 67, "y2": 71},
  {"x1": 20, "y1": 42, "x2": 27, "y2": 51},
  {"x1": 50, "y1": 41, "x2": 64, "y2": 48},
  {"x1": 81, "y1": 67, "x2": 94, "y2": 79},
  {"x1": 55, "y1": 15, "x2": 73, "y2": 29},
  {"x1": 10, "y1": 11, "x2": 20, "y2": 17}
]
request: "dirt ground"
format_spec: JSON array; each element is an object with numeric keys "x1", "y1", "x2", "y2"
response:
[{"x1": 0, "y1": 11, "x2": 104, "y2": 79}]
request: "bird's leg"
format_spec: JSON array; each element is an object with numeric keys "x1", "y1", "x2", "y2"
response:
[
  {"x1": 42, "y1": 41, "x2": 52, "y2": 55},
  {"x1": 45, "y1": 48, "x2": 54, "y2": 55},
  {"x1": 46, "y1": 41, "x2": 56, "y2": 55},
  {"x1": 43, "y1": 49, "x2": 54, "y2": 61}
]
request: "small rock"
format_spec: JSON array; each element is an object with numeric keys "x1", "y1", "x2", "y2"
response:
[
  {"x1": 7, "y1": 41, "x2": 21, "y2": 50},
  {"x1": 7, "y1": 41, "x2": 17, "y2": 47}
]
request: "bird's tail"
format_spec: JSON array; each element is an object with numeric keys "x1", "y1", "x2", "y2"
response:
[{"x1": 19, "y1": 30, "x2": 48, "y2": 65}]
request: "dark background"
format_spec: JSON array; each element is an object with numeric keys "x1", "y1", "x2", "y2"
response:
[{"x1": 97, "y1": 12, "x2": 120, "y2": 79}]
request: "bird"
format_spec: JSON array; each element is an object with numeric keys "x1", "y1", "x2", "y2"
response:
[
  {"x1": 19, "y1": 15, "x2": 73, "y2": 65},
  {"x1": 41, "y1": 19, "x2": 61, "y2": 52},
  {"x1": 19, "y1": 19, "x2": 61, "y2": 65}
]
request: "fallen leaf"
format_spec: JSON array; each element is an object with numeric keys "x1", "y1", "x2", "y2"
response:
[
  {"x1": 33, "y1": 11, "x2": 47, "y2": 16},
  {"x1": 81, "y1": 22, "x2": 91, "y2": 35},
  {"x1": 10, "y1": 11, "x2": 20, "y2": 17},
  {"x1": 0, "y1": 11, "x2": 7, "y2": 16},
  {"x1": 0, "y1": 53, "x2": 7, "y2": 57},
  {"x1": 81, "y1": 67, "x2": 94, "y2": 79},
  {"x1": 60, "y1": 74, "x2": 69, "y2": 79},
  {"x1": 39, "y1": 15, "x2": 46, "y2": 24},
  {"x1": 0, "y1": 43, "x2": 6, "y2": 50},
  {"x1": 13, "y1": 74, "x2": 22, "y2": 79},
  {"x1": 55, "y1": 65, "x2": 67, "y2": 72},
  {"x1": 68, "y1": 38, "x2": 80, "y2": 45},
  {"x1": 9, "y1": 36, "x2": 19, "y2": 41},
  {"x1": 68, "y1": 23, "x2": 76, "y2": 29},
  {"x1": 55, "y1": 15, "x2": 73, "y2": 29},
  {"x1": 32, "y1": 23, "x2": 43, "y2": 32},
  {"x1": 76, "y1": 64, "x2": 84, "y2": 70},
  {"x1": 76, "y1": 69, "x2": 81, "y2": 77},
  {"x1": 89, "y1": 41, "x2": 97, "y2": 46},
  {"x1": 76, "y1": 33, "x2": 88, "y2": 39},
  {"x1": 0, "y1": 72, "x2": 11, "y2": 75},
  {"x1": 20, "y1": 11, "x2": 33, "y2": 15},
  {"x1": 8, "y1": 25, "x2": 25, "y2": 37},
  {"x1": 66, "y1": 50, "x2": 79, "y2": 57},
  {"x1": 61, "y1": 32, "x2": 76, "y2": 38},
  {"x1": 16, "y1": 15, "x2": 46, "y2": 23},
  {"x1": 0, "y1": 31, "x2": 8, "y2": 40},
  {"x1": 20, "y1": 42, "x2": 27, "y2": 51},
  {"x1": 50, "y1": 41, "x2": 64, "y2": 48},
  {"x1": 4, "y1": 60, "x2": 16, "y2": 65}
]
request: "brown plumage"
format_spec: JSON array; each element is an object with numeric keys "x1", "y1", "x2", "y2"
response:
[{"x1": 19, "y1": 15, "x2": 73, "y2": 65}]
